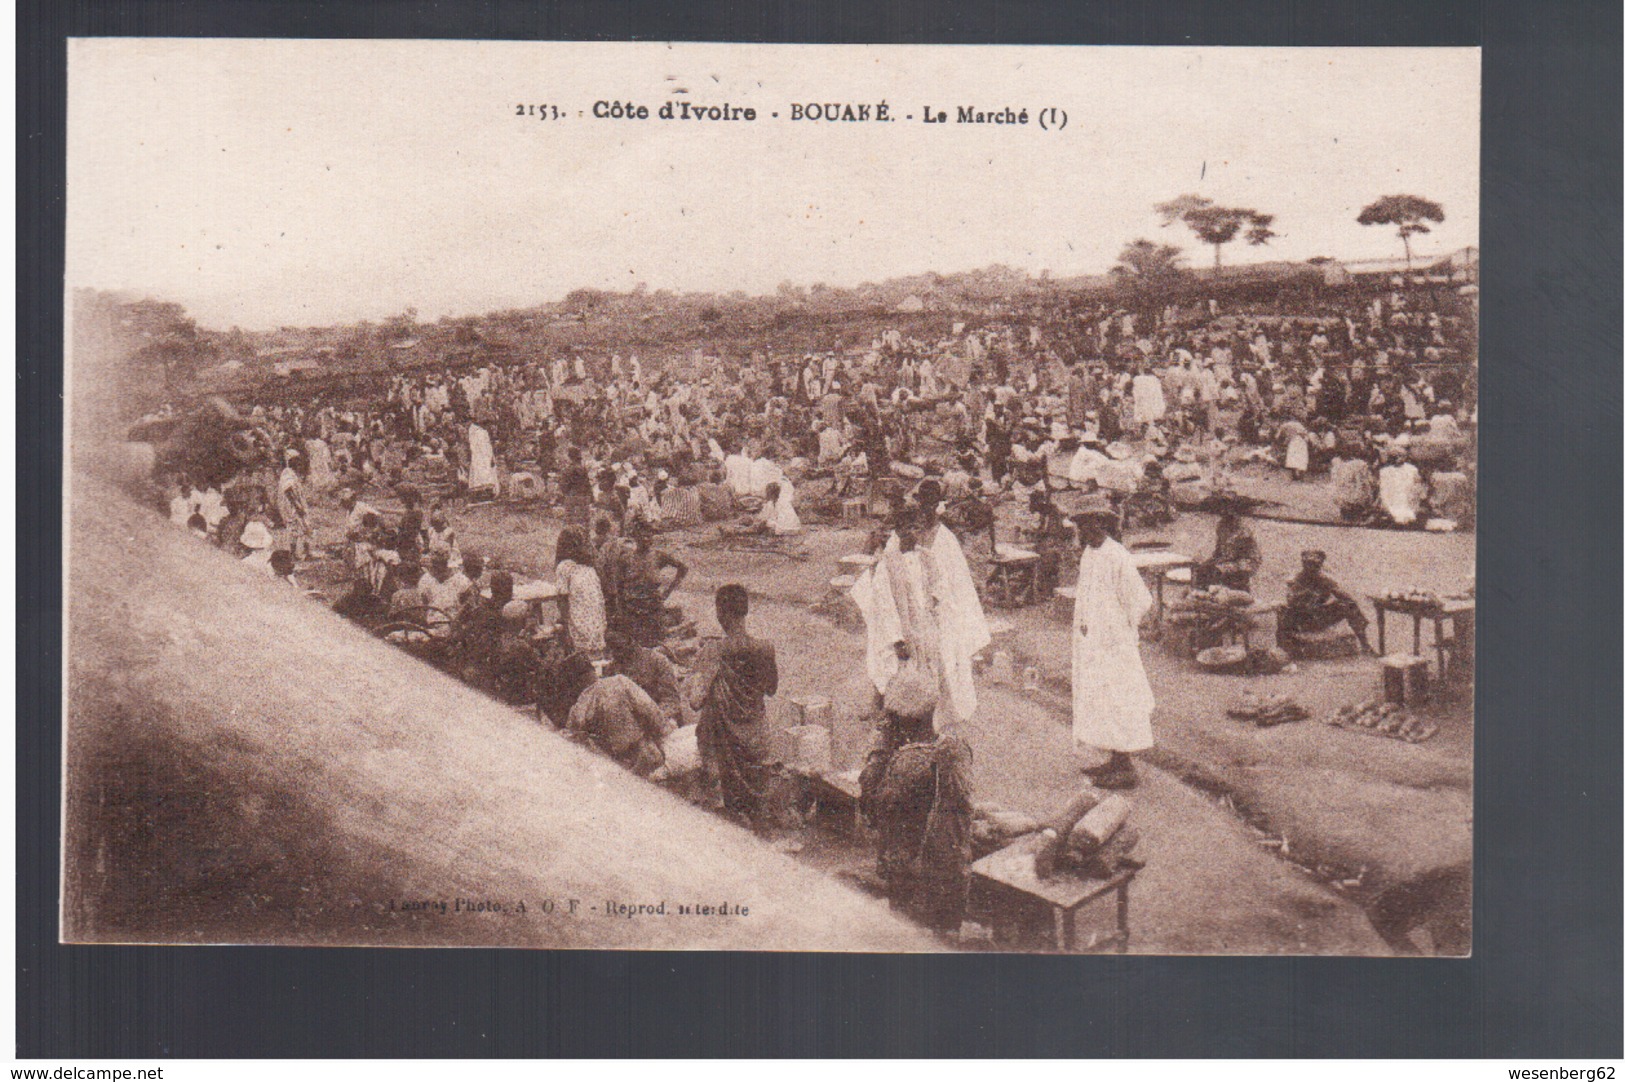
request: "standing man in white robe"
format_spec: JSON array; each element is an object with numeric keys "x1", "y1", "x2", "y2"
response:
[
  {"x1": 852, "y1": 511, "x2": 948, "y2": 728},
  {"x1": 854, "y1": 486, "x2": 990, "y2": 728},
  {"x1": 1070, "y1": 503, "x2": 1155, "y2": 789},
  {"x1": 467, "y1": 422, "x2": 499, "y2": 496},
  {"x1": 1131, "y1": 366, "x2": 1167, "y2": 431}
]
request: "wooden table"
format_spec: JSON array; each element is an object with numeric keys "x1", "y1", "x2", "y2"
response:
[
  {"x1": 1370, "y1": 596, "x2": 1475, "y2": 680},
  {"x1": 1129, "y1": 550, "x2": 1195, "y2": 636},
  {"x1": 971, "y1": 831, "x2": 1136, "y2": 953},
  {"x1": 987, "y1": 544, "x2": 1043, "y2": 608},
  {"x1": 794, "y1": 767, "x2": 865, "y2": 834}
]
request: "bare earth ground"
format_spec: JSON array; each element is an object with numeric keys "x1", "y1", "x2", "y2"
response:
[{"x1": 301, "y1": 464, "x2": 1472, "y2": 955}]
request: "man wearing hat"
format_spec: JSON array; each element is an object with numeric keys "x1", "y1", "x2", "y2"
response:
[
  {"x1": 1279, "y1": 550, "x2": 1375, "y2": 656},
  {"x1": 1069, "y1": 499, "x2": 1155, "y2": 789},
  {"x1": 854, "y1": 491, "x2": 990, "y2": 730},
  {"x1": 1193, "y1": 496, "x2": 1262, "y2": 593}
]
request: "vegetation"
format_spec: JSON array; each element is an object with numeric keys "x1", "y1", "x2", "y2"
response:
[
  {"x1": 1155, "y1": 194, "x2": 1277, "y2": 274},
  {"x1": 1357, "y1": 195, "x2": 1446, "y2": 273}
]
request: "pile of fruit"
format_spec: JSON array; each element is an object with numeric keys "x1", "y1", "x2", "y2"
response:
[
  {"x1": 1183, "y1": 585, "x2": 1256, "y2": 608},
  {"x1": 1327, "y1": 699, "x2": 1438, "y2": 743},
  {"x1": 1378, "y1": 587, "x2": 1442, "y2": 608},
  {"x1": 1227, "y1": 691, "x2": 1310, "y2": 727}
]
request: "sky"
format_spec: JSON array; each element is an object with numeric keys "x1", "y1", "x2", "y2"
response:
[{"x1": 67, "y1": 41, "x2": 1480, "y2": 331}]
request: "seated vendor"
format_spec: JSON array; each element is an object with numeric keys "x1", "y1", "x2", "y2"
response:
[
  {"x1": 490, "y1": 600, "x2": 544, "y2": 705},
  {"x1": 606, "y1": 629, "x2": 685, "y2": 729},
  {"x1": 1279, "y1": 549, "x2": 1376, "y2": 655},
  {"x1": 861, "y1": 700, "x2": 975, "y2": 934},
  {"x1": 1192, "y1": 501, "x2": 1261, "y2": 593},
  {"x1": 721, "y1": 481, "x2": 801, "y2": 537},
  {"x1": 565, "y1": 674, "x2": 676, "y2": 779}
]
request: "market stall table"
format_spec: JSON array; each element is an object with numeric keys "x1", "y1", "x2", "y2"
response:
[
  {"x1": 986, "y1": 543, "x2": 1042, "y2": 608},
  {"x1": 1129, "y1": 550, "x2": 1196, "y2": 636},
  {"x1": 971, "y1": 831, "x2": 1137, "y2": 953},
  {"x1": 1369, "y1": 595, "x2": 1475, "y2": 681}
]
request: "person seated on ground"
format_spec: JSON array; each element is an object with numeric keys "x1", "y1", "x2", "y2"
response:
[
  {"x1": 605, "y1": 629, "x2": 685, "y2": 729},
  {"x1": 938, "y1": 477, "x2": 996, "y2": 556},
  {"x1": 417, "y1": 549, "x2": 473, "y2": 629},
  {"x1": 534, "y1": 634, "x2": 597, "y2": 729},
  {"x1": 459, "y1": 552, "x2": 488, "y2": 602},
  {"x1": 564, "y1": 673, "x2": 675, "y2": 779},
  {"x1": 940, "y1": 453, "x2": 977, "y2": 502},
  {"x1": 720, "y1": 475, "x2": 798, "y2": 536},
  {"x1": 388, "y1": 555, "x2": 427, "y2": 618},
  {"x1": 1123, "y1": 458, "x2": 1175, "y2": 526},
  {"x1": 1192, "y1": 501, "x2": 1262, "y2": 593},
  {"x1": 1279, "y1": 549, "x2": 1376, "y2": 656},
  {"x1": 424, "y1": 509, "x2": 460, "y2": 569},
  {"x1": 816, "y1": 421, "x2": 846, "y2": 466},
  {"x1": 1330, "y1": 452, "x2": 1379, "y2": 522},
  {"x1": 332, "y1": 548, "x2": 395, "y2": 625},
  {"x1": 1377, "y1": 448, "x2": 1427, "y2": 527},
  {"x1": 394, "y1": 484, "x2": 426, "y2": 558},
  {"x1": 624, "y1": 472, "x2": 664, "y2": 532},
  {"x1": 832, "y1": 445, "x2": 870, "y2": 499},
  {"x1": 456, "y1": 569, "x2": 513, "y2": 686},
  {"x1": 185, "y1": 512, "x2": 210, "y2": 541},
  {"x1": 490, "y1": 600, "x2": 544, "y2": 706}
]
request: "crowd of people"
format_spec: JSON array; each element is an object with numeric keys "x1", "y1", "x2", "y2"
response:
[{"x1": 142, "y1": 279, "x2": 1477, "y2": 940}]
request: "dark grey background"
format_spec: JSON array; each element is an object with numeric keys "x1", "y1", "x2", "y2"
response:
[{"x1": 18, "y1": 0, "x2": 1622, "y2": 1058}]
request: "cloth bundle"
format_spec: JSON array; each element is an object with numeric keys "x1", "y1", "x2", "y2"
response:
[{"x1": 1227, "y1": 691, "x2": 1310, "y2": 727}]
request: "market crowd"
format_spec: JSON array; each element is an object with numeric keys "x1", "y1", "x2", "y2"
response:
[{"x1": 142, "y1": 279, "x2": 1477, "y2": 939}]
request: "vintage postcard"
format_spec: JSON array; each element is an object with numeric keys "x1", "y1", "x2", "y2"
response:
[{"x1": 63, "y1": 40, "x2": 1477, "y2": 953}]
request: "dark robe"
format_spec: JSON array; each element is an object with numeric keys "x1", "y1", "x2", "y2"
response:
[
  {"x1": 868, "y1": 735, "x2": 974, "y2": 933},
  {"x1": 694, "y1": 632, "x2": 779, "y2": 824}
]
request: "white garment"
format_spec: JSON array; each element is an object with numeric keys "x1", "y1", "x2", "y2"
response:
[
  {"x1": 748, "y1": 457, "x2": 788, "y2": 499},
  {"x1": 759, "y1": 492, "x2": 802, "y2": 536},
  {"x1": 854, "y1": 523, "x2": 990, "y2": 726},
  {"x1": 467, "y1": 424, "x2": 499, "y2": 492},
  {"x1": 195, "y1": 488, "x2": 228, "y2": 531},
  {"x1": 418, "y1": 571, "x2": 472, "y2": 621},
  {"x1": 303, "y1": 438, "x2": 336, "y2": 492},
  {"x1": 1070, "y1": 538, "x2": 1155, "y2": 753},
  {"x1": 1285, "y1": 436, "x2": 1310, "y2": 473},
  {"x1": 1131, "y1": 374, "x2": 1166, "y2": 424},
  {"x1": 723, "y1": 453, "x2": 753, "y2": 496},
  {"x1": 1378, "y1": 463, "x2": 1426, "y2": 525}
]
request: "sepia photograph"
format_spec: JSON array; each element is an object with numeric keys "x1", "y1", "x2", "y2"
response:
[{"x1": 62, "y1": 40, "x2": 1479, "y2": 955}]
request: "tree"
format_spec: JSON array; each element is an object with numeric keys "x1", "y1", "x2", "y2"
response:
[
  {"x1": 1111, "y1": 239, "x2": 1186, "y2": 286},
  {"x1": 1357, "y1": 194, "x2": 1445, "y2": 274},
  {"x1": 117, "y1": 297, "x2": 216, "y2": 388},
  {"x1": 1155, "y1": 194, "x2": 1277, "y2": 274},
  {"x1": 1111, "y1": 239, "x2": 1186, "y2": 314}
]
